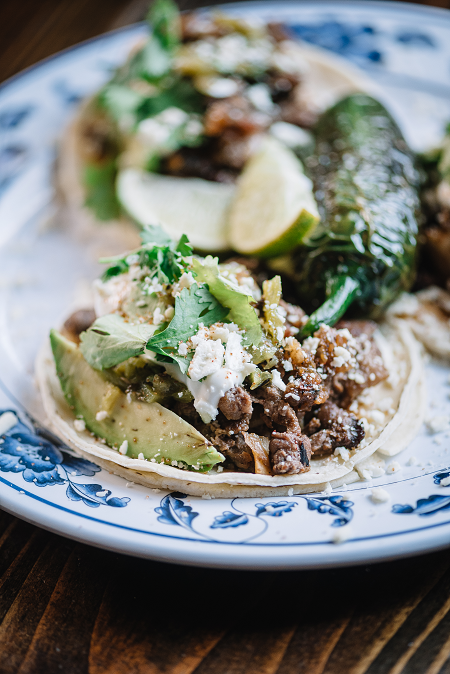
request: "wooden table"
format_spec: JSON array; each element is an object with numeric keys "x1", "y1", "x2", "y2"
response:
[{"x1": 2, "y1": 1, "x2": 450, "y2": 672}]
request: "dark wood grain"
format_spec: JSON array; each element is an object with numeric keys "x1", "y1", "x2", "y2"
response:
[
  {"x1": 2, "y1": 1, "x2": 450, "y2": 672},
  {"x1": 2, "y1": 507, "x2": 450, "y2": 673}
]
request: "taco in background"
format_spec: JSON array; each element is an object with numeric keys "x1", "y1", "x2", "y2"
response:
[
  {"x1": 57, "y1": 0, "x2": 376, "y2": 253},
  {"x1": 37, "y1": 226, "x2": 425, "y2": 497}
]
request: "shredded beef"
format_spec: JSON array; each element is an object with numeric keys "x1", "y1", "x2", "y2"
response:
[
  {"x1": 218, "y1": 386, "x2": 252, "y2": 420},
  {"x1": 304, "y1": 402, "x2": 365, "y2": 457}
]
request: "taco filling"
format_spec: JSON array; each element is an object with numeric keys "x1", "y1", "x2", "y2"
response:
[{"x1": 45, "y1": 225, "x2": 400, "y2": 480}]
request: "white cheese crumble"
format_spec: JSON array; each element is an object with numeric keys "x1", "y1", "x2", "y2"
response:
[
  {"x1": 199, "y1": 77, "x2": 240, "y2": 98},
  {"x1": 153, "y1": 307, "x2": 164, "y2": 326},
  {"x1": 332, "y1": 526, "x2": 353, "y2": 544},
  {"x1": 426, "y1": 415, "x2": 450, "y2": 434},
  {"x1": 270, "y1": 121, "x2": 312, "y2": 149},
  {"x1": 282, "y1": 359, "x2": 293, "y2": 372},
  {"x1": 138, "y1": 453, "x2": 145, "y2": 460},
  {"x1": 368, "y1": 410, "x2": 385, "y2": 426},
  {"x1": 0, "y1": 411, "x2": 18, "y2": 435},
  {"x1": 331, "y1": 346, "x2": 351, "y2": 369},
  {"x1": 407, "y1": 456, "x2": 418, "y2": 466},
  {"x1": 93, "y1": 269, "x2": 135, "y2": 317},
  {"x1": 302, "y1": 336, "x2": 319, "y2": 354},
  {"x1": 164, "y1": 306, "x2": 175, "y2": 321},
  {"x1": 96, "y1": 410, "x2": 108, "y2": 421},
  {"x1": 188, "y1": 338, "x2": 225, "y2": 381},
  {"x1": 370, "y1": 487, "x2": 390, "y2": 503},
  {"x1": 172, "y1": 271, "x2": 195, "y2": 297},
  {"x1": 178, "y1": 342, "x2": 188, "y2": 356},
  {"x1": 119, "y1": 440, "x2": 128, "y2": 455},
  {"x1": 440, "y1": 477, "x2": 450, "y2": 487},
  {"x1": 378, "y1": 397, "x2": 394, "y2": 412},
  {"x1": 271, "y1": 370, "x2": 286, "y2": 392},
  {"x1": 386, "y1": 461, "x2": 401, "y2": 474},
  {"x1": 334, "y1": 446, "x2": 350, "y2": 461},
  {"x1": 74, "y1": 419, "x2": 86, "y2": 432},
  {"x1": 246, "y1": 83, "x2": 274, "y2": 112}
]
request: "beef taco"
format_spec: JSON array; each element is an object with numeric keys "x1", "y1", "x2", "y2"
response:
[{"x1": 37, "y1": 226, "x2": 425, "y2": 497}]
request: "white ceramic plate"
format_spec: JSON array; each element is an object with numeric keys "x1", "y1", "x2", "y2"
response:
[{"x1": 1, "y1": 0, "x2": 450, "y2": 569}]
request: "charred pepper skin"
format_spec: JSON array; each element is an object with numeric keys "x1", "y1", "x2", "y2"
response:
[{"x1": 297, "y1": 94, "x2": 421, "y2": 336}]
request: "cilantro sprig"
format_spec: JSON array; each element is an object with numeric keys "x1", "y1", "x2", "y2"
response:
[
  {"x1": 147, "y1": 284, "x2": 229, "y2": 372},
  {"x1": 100, "y1": 224, "x2": 192, "y2": 285}
]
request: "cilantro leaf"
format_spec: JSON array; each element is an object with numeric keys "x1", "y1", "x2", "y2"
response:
[
  {"x1": 141, "y1": 224, "x2": 172, "y2": 246},
  {"x1": 79, "y1": 314, "x2": 156, "y2": 370},
  {"x1": 99, "y1": 85, "x2": 144, "y2": 124},
  {"x1": 83, "y1": 160, "x2": 120, "y2": 221},
  {"x1": 176, "y1": 234, "x2": 192, "y2": 256},
  {"x1": 146, "y1": 284, "x2": 229, "y2": 372},
  {"x1": 101, "y1": 259, "x2": 130, "y2": 282},
  {"x1": 138, "y1": 35, "x2": 172, "y2": 81},
  {"x1": 100, "y1": 226, "x2": 192, "y2": 285},
  {"x1": 191, "y1": 257, "x2": 263, "y2": 348},
  {"x1": 147, "y1": 0, "x2": 181, "y2": 51},
  {"x1": 136, "y1": 78, "x2": 205, "y2": 121}
]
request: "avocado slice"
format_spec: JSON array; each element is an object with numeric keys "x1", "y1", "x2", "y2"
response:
[{"x1": 50, "y1": 330, "x2": 223, "y2": 471}]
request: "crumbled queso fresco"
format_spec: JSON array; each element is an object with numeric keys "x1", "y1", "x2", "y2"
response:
[{"x1": 167, "y1": 323, "x2": 256, "y2": 422}]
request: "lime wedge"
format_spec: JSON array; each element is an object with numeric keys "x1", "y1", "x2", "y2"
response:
[
  {"x1": 228, "y1": 137, "x2": 319, "y2": 257},
  {"x1": 117, "y1": 168, "x2": 235, "y2": 252}
]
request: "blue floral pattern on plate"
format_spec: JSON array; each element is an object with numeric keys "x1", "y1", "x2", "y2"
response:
[
  {"x1": 289, "y1": 21, "x2": 383, "y2": 64},
  {"x1": 155, "y1": 492, "x2": 354, "y2": 543},
  {"x1": 0, "y1": 410, "x2": 129, "y2": 508},
  {"x1": 392, "y1": 472, "x2": 450, "y2": 517}
]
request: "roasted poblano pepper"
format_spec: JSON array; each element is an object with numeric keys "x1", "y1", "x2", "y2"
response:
[{"x1": 296, "y1": 94, "x2": 420, "y2": 337}]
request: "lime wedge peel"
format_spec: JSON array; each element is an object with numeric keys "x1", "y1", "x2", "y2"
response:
[{"x1": 228, "y1": 137, "x2": 320, "y2": 258}]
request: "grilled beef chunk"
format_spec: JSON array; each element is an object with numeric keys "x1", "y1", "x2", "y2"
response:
[
  {"x1": 214, "y1": 433, "x2": 255, "y2": 472},
  {"x1": 304, "y1": 402, "x2": 365, "y2": 457},
  {"x1": 270, "y1": 432, "x2": 311, "y2": 474},
  {"x1": 256, "y1": 385, "x2": 312, "y2": 474},
  {"x1": 331, "y1": 320, "x2": 388, "y2": 408},
  {"x1": 161, "y1": 144, "x2": 239, "y2": 184},
  {"x1": 218, "y1": 386, "x2": 252, "y2": 420},
  {"x1": 284, "y1": 372, "x2": 328, "y2": 412}
]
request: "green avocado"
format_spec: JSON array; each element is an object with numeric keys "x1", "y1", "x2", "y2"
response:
[{"x1": 50, "y1": 330, "x2": 224, "y2": 471}]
